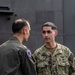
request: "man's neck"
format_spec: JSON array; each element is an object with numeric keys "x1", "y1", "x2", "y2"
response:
[
  {"x1": 13, "y1": 34, "x2": 23, "y2": 44},
  {"x1": 45, "y1": 42, "x2": 57, "y2": 55},
  {"x1": 45, "y1": 42, "x2": 57, "y2": 49}
]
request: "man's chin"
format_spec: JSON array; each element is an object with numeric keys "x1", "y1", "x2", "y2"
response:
[
  {"x1": 25, "y1": 39, "x2": 28, "y2": 42},
  {"x1": 45, "y1": 41, "x2": 50, "y2": 43},
  {"x1": 23, "y1": 39, "x2": 28, "y2": 42},
  {"x1": 26, "y1": 38, "x2": 29, "y2": 41}
]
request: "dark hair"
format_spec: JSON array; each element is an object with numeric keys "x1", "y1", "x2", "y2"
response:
[
  {"x1": 41, "y1": 22, "x2": 57, "y2": 30},
  {"x1": 12, "y1": 19, "x2": 28, "y2": 33}
]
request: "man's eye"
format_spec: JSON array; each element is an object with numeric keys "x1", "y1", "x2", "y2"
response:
[
  {"x1": 42, "y1": 31, "x2": 51, "y2": 34},
  {"x1": 42, "y1": 31, "x2": 46, "y2": 33},
  {"x1": 47, "y1": 31, "x2": 51, "y2": 33}
]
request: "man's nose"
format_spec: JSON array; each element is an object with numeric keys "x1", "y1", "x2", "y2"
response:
[{"x1": 45, "y1": 32, "x2": 48, "y2": 36}]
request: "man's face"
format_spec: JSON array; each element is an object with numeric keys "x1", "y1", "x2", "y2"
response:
[
  {"x1": 23, "y1": 22, "x2": 31, "y2": 42},
  {"x1": 26, "y1": 24, "x2": 31, "y2": 41},
  {"x1": 42, "y1": 26, "x2": 56, "y2": 43}
]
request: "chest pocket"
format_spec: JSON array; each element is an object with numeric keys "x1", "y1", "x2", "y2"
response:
[
  {"x1": 36, "y1": 57, "x2": 51, "y2": 75},
  {"x1": 57, "y1": 56, "x2": 70, "y2": 75},
  {"x1": 37, "y1": 61, "x2": 49, "y2": 67}
]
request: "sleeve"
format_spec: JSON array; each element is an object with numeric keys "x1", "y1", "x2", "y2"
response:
[
  {"x1": 32, "y1": 52, "x2": 38, "y2": 75},
  {"x1": 68, "y1": 53, "x2": 75, "y2": 75},
  {"x1": 18, "y1": 50, "x2": 36, "y2": 75},
  {"x1": 32, "y1": 53, "x2": 36, "y2": 64}
]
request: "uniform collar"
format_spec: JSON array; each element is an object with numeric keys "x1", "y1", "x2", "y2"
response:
[
  {"x1": 9, "y1": 36, "x2": 20, "y2": 43},
  {"x1": 43, "y1": 43, "x2": 63, "y2": 56}
]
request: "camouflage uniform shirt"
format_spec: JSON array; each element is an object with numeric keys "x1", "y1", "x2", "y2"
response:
[{"x1": 33, "y1": 43, "x2": 75, "y2": 75}]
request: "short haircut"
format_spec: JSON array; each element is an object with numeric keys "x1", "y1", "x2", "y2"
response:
[
  {"x1": 41, "y1": 22, "x2": 57, "y2": 30},
  {"x1": 12, "y1": 18, "x2": 28, "y2": 33}
]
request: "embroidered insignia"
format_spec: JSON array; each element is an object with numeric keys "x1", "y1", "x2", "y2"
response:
[{"x1": 27, "y1": 49, "x2": 32, "y2": 57}]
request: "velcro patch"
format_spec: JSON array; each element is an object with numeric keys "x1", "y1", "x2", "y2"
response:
[{"x1": 27, "y1": 49, "x2": 32, "y2": 57}]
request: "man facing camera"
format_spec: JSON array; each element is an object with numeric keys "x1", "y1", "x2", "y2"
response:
[{"x1": 33, "y1": 22, "x2": 75, "y2": 75}]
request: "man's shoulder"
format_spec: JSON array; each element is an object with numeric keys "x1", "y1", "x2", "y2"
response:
[
  {"x1": 33, "y1": 45, "x2": 45, "y2": 55},
  {"x1": 0, "y1": 40, "x2": 10, "y2": 48},
  {"x1": 57, "y1": 43, "x2": 72, "y2": 56},
  {"x1": 36, "y1": 45, "x2": 44, "y2": 50},
  {"x1": 57, "y1": 43, "x2": 70, "y2": 50}
]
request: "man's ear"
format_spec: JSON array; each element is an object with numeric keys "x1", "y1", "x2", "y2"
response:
[
  {"x1": 55, "y1": 30, "x2": 58, "y2": 36},
  {"x1": 23, "y1": 28, "x2": 27, "y2": 34}
]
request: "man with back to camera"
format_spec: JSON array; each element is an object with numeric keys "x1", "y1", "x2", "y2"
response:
[
  {"x1": 33, "y1": 22, "x2": 75, "y2": 75},
  {"x1": 0, "y1": 18, "x2": 36, "y2": 75}
]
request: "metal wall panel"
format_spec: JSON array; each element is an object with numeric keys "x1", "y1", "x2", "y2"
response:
[
  {"x1": 64, "y1": 0, "x2": 75, "y2": 54},
  {"x1": 0, "y1": 0, "x2": 63, "y2": 53}
]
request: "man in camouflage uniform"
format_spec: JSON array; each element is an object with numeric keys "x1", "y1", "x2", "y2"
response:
[{"x1": 33, "y1": 22, "x2": 75, "y2": 75}]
